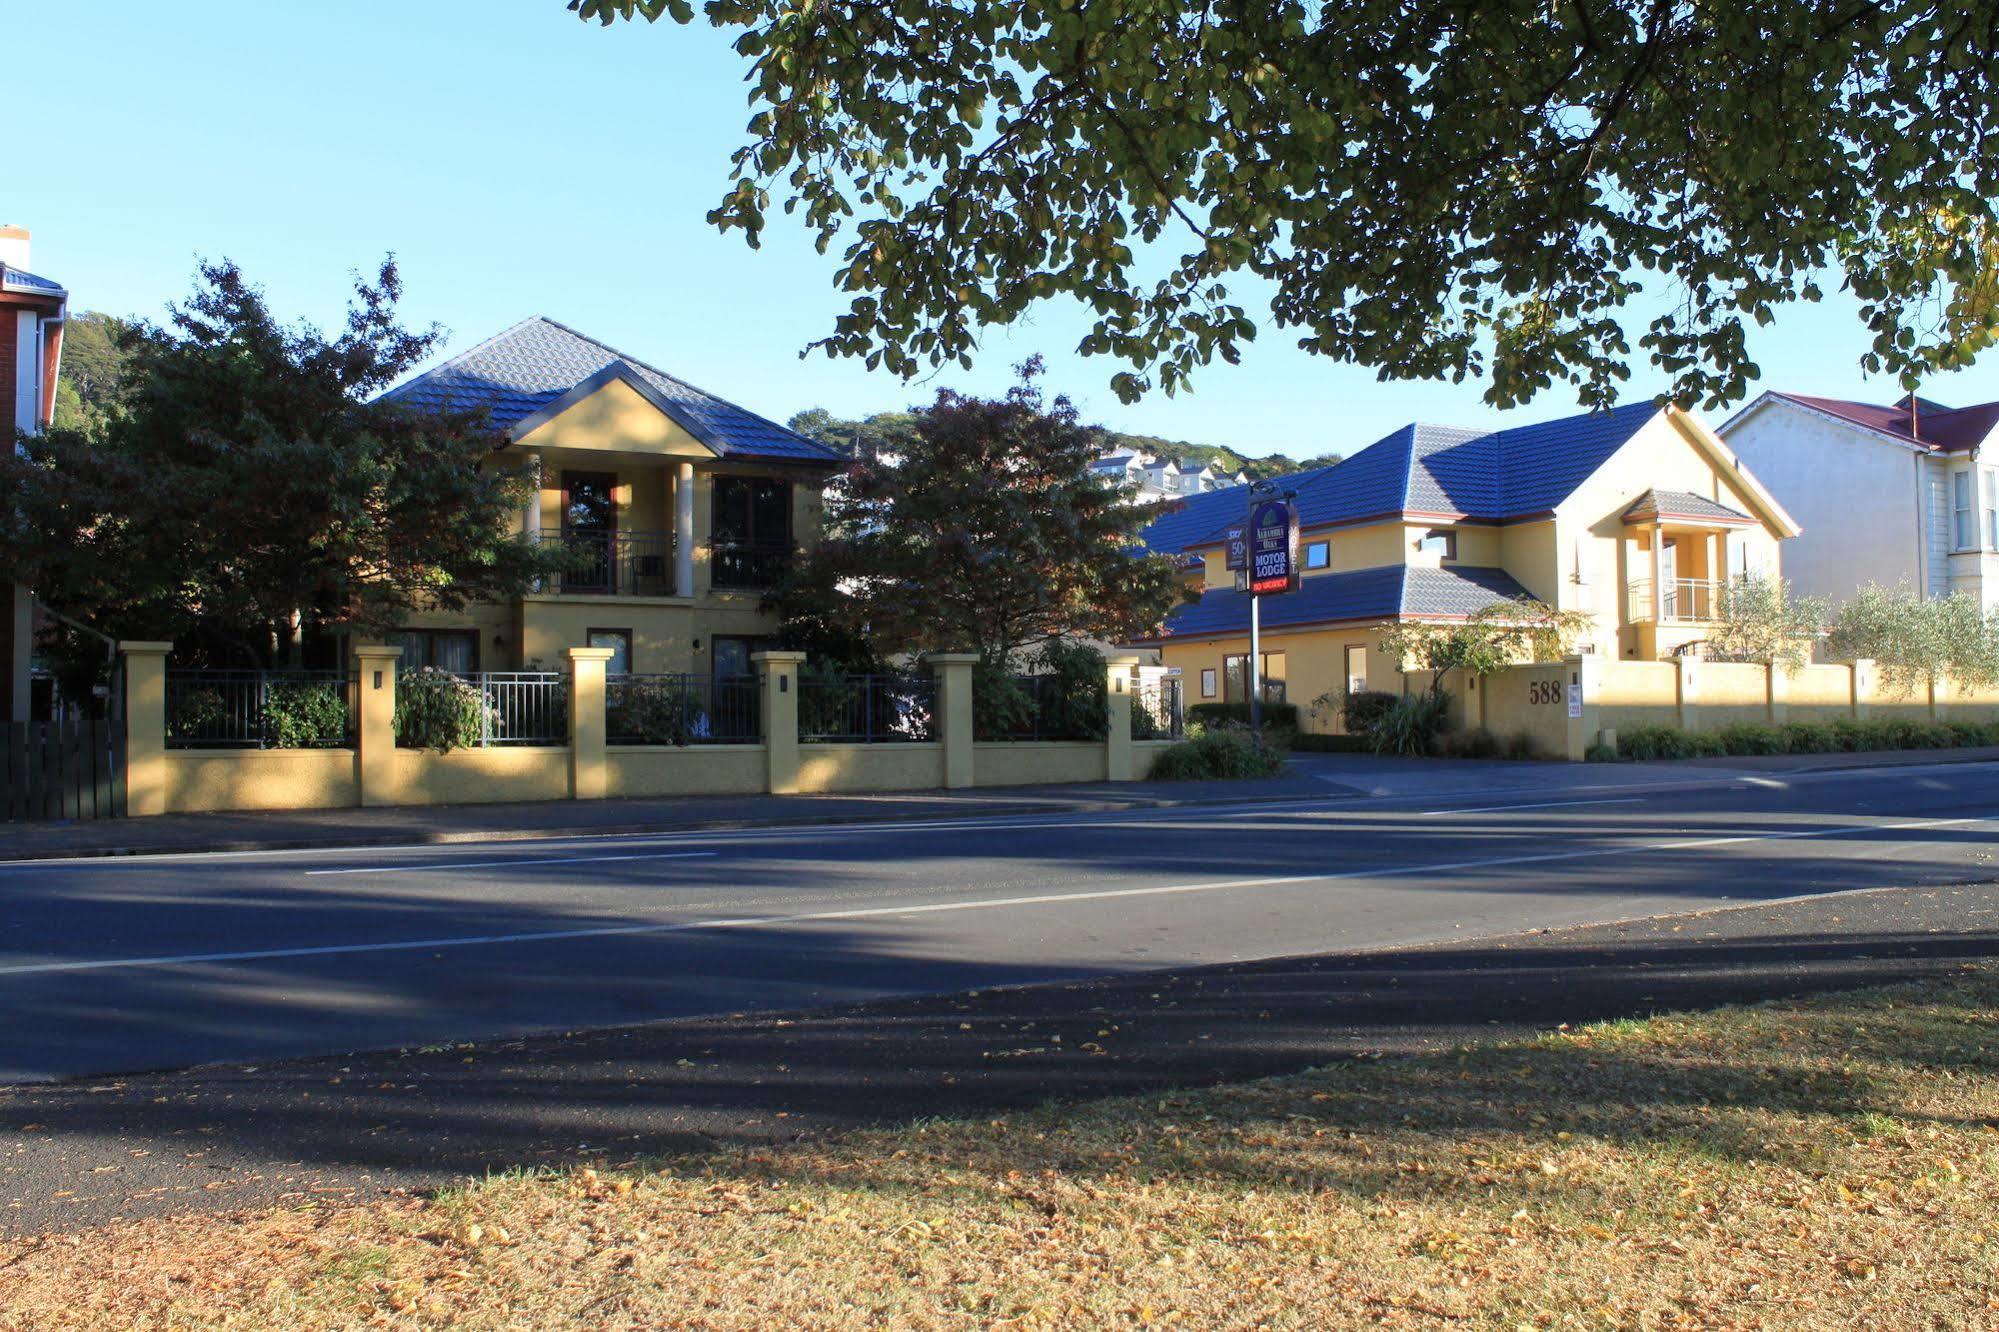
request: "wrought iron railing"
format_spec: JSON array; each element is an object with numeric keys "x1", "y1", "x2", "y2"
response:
[
  {"x1": 710, "y1": 538, "x2": 793, "y2": 589},
  {"x1": 472, "y1": 672, "x2": 568, "y2": 745},
  {"x1": 606, "y1": 674, "x2": 760, "y2": 745},
  {"x1": 1133, "y1": 678, "x2": 1184, "y2": 740},
  {"x1": 166, "y1": 670, "x2": 354, "y2": 749},
  {"x1": 798, "y1": 673, "x2": 938, "y2": 743},
  {"x1": 1628, "y1": 577, "x2": 1724, "y2": 623},
  {"x1": 539, "y1": 529, "x2": 677, "y2": 596}
]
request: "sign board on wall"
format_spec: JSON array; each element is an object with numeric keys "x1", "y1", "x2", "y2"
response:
[
  {"x1": 1224, "y1": 525, "x2": 1248, "y2": 572},
  {"x1": 1248, "y1": 499, "x2": 1299, "y2": 595},
  {"x1": 1567, "y1": 683, "x2": 1583, "y2": 718}
]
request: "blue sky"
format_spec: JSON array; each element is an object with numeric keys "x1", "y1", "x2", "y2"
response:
[{"x1": 21, "y1": 0, "x2": 1998, "y2": 459}]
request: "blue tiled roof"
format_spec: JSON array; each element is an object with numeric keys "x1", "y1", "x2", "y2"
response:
[
  {"x1": 378, "y1": 316, "x2": 844, "y2": 464},
  {"x1": 1145, "y1": 564, "x2": 1534, "y2": 641},
  {"x1": 1134, "y1": 485, "x2": 1256, "y2": 559},
  {"x1": 1147, "y1": 403, "x2": 1661, "y2": 557},
  {"x1": 0, "y1": 266, "x2": 64, "y2": 297}
]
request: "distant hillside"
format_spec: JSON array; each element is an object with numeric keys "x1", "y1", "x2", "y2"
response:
[{"x1": 786, "y1": 408, "x2": 1332, "y2": 478}]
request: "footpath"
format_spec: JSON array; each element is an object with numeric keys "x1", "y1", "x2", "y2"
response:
[{"x1": 4, "y1": 745, "x2": 1995, "y2": 862}]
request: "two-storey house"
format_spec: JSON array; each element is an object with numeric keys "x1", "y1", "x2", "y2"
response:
[
  {"x1": 1, "y1": 224, "x2": 67, "y2": 722},
  {"x1": 1125, "y1": 402, "x2": 1799, "y2": 724},
  {"x1": 379, "y1": 317, "x2": 845, "y2": 677},
  {"x1": 1720, "y1": 391, "x2": 1999, "y2": 611}
]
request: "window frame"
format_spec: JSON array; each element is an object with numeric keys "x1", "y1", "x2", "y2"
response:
[
  {"x1": 389, "y1": 628, "x2": 479, "y2": 675},
  {"x1": 1953, "y1": 470, "x2": 1976, "y2": 551},
  {"x1": 1200, "y1": 667, "x2": 1217, "y2": 699},
  {"x1": 1304, "y1": 540, "x2": 1330, "y2": 570},
  {"x1": 587, "y1": 627, "x2": 633, "y2": 676},
  {"x1": 1419, "y1": 528, "x2": 1458, "y2": 561}
]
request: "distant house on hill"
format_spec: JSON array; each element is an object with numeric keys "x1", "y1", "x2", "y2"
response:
[{"x1": 1090, "y1": 447, "x2": 1246, "y2": 502}]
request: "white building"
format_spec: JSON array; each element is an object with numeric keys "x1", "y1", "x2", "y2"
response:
[
  {"x1": 1720, "y1": 390, "x2": 1999, "y2": 610},
  {"x1": 1, "y1": 225, "x2": 67, "y2": 721}
]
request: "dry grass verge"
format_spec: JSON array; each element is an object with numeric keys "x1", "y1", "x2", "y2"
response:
[{"x1": 5, "y1": 971, "x2": 1996, "y2": 1329}]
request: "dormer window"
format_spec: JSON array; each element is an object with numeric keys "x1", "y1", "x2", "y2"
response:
[{"x1": 1419, "y1": 529, "x2": 1457, "y2": 561}]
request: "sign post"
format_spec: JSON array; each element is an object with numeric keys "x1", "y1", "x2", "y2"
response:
[{"x1": 1244, "y1": 492, "x2": 1299, "y2": 743}]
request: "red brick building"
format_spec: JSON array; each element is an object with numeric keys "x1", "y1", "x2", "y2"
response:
[{"x1": 1, "y1": 224, "x2": 68, "y2": 721}]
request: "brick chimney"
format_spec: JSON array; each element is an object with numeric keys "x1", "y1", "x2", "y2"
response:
[{"x1": 0, "y1": 224, "x2": 28, "y2": 271}]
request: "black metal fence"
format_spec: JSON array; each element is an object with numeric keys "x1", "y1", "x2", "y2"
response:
[
  {"x1": 798, "y1": 673, "x2": 938, "y2": 743},
  {"x1": 606, "y1": 674, "x2": 760, "y2": 745},
  {"x1": 166, "y1": 670, "x2": 354, "y2": 749},
  {"x1": 710, "y1": 539, "x2": 793, "y2": 589},
  {"x1": 1134, "y1": 678, "x2": 1184, "y2": 740},
  {"x1": 980, "y1": 673, "x2": 1109, "y2": 741},
  {"x1": 469, "y1": 673, "x2": 568, "y2": 746}
]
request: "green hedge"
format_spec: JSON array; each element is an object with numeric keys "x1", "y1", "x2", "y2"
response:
[
  {"x1": 1146, "y1": 728, "x2": 1287, "y2": 780},
  {"x1": 1188, "y1": 701, "x2": 1301, "y2": 730},
  {"x1": 1614, "y1": 717, "x2": 1999, "y2": 761}
]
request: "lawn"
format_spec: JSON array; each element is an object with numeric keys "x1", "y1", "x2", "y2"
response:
[{"x1": 4, "y1": 971, "x2": 1995, "y2": 1330}]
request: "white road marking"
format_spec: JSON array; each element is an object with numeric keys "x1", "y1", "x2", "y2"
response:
[
  {"x1": 1418, "y1": 797, "x2": 1643, "y2": 816},
  {"x1": 303, "y1": 851, "x2": 718, "y2": 877},
  {"x1": 0, "y1": 813, "x2": 1986, "y2": 979}
]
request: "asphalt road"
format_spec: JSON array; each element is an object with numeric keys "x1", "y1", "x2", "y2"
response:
[{"x1": 4, "y1": 759, "x2": 1997, "y2": 1084}]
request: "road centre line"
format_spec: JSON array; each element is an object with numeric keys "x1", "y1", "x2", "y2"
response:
[
  {"x1": 1418, "y1": 797, "x2": 1643, "y2": 816},
  {"x1": 0, "y1": 813, "x2": 1985, "y2": 979},
  {"x1": 303, "y1": 850, "x2": 718, "y2": 877}
]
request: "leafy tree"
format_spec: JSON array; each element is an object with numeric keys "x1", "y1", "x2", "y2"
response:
[
  {"x1": 1, "y1": 259, "x2": 567, "y2": 667},
  {"x1": 1377, "y1": 598, "x2": 1596, "y2": 704},
  {"x1": 1702, "y1": 572, "x2": 1829, "y2": 672},
  {"x1": 51, "y1": 311, "x2": 138, "y2": 437},
  {"x1": 574, "y1": 0, "x2": 1999, "y2": 407},
  {"x1": 769, "y1": 358, "x2": 1190, "y2": 664},
  {"x1": 1825, "y1": 583, "x2": 1999, "y2": 696},
  {"x1": 785, "y1": 407, "x2": 921, "y2": 463}
]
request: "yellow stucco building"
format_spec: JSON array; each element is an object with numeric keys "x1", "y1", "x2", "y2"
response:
[
  {"x1": 1126, "y1": 402, "x2": 1800, "y2": 732},
  {"x1": 377, "y1": 317, "x2": 844, "y2": 676}
]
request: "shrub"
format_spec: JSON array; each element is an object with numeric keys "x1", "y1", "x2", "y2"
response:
[
  {"x1": 1617, "y1": 724, "x2": 1700, "y2": 761},
  {"x1": 1370, "y1": 693, "x2": 1450, "y2": 757},
  {"x1": 1780, "y1": 720, "x2": 1836, "y2": 753},
  {"x1": 1433, "y1": 726, "x2": 1503, "y2": 759},
  {"x1": 1584, "y1": 741, "x2": 1620, "y2": 762},
  {"x1": 1339, "y1": 689, "x2": 1399, "y2": 736},
  {"x1": 394, "y1": 668, "x2": 486, "y2": 752},
  {"x1": 1715, "y1": 722, "x2": 1790, "y2": 756},
  {"x1": 263, "y1": 679, "x2": 350, "y2": 748},
  {"x1": 1289, "y1": 732, "x2": 1374, "y2": 753},
  {"x1": 1146, "y1": 727, "x2": 1286, "y2": 781},
  {"x1": 1503, "y1": 730, "x2": 1547, "y2": 760},
  {"x1": 1188, "y1": 700, "x2": 1302, "y2": 731},
  {"x1": 607, "y1": 677, "x2": 710, "y2": 745},
  {"x1": 166, "y1": 685, "x2": 227, "y2": 743}
]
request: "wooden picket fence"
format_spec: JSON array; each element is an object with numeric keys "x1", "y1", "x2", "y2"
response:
[{"x1": 2, "y1": 720, "x2": 125, "y2": 821}]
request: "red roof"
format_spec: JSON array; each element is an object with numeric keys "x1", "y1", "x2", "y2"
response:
[{"x1": 1770, "y1": 391, "x2": 1999, "y2": 452}]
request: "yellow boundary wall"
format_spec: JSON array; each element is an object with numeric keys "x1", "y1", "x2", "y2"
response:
[{"x1": 120, "y1": 647, "x2": 1168, "y2": 815}]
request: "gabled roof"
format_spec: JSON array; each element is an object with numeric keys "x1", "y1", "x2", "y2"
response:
[
  {"x1": 379, "y1": 316, "x2": 844, "y2": 464},
  {"x1": 1134, "y1": 484, "x2": 1257, "y2": 563},
  {"x1": 1751, "y1": 391, "x2": 1999, "y2": 454},
  {"x1": 0, "y1": 265, "x2": 65, "y2": 299},
  {"x1": 1621, "y1": 488, "x2": 1757, "y2": 527},
  {"x1": 1137, "y1": 564, "x2": 1535, "y2": 643}
]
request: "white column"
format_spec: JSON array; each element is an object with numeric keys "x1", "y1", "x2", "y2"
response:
[
  {"x1": 15, "y1": 312, "x2": 42, "y2": 436},
  {"x1": 522, "y1": 453, "x2": 542, "y2": 540},
  {"x1": 675, "y1": 461, "x2": 696, "y2": 599},
  {"x1": 1649, "y1": 526, "x2": 1664, "y2": 623}
]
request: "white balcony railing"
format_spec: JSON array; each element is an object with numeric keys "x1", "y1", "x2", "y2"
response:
[{"x1": 1627, "y1": 577, "x2": 1724, "y2": 624}]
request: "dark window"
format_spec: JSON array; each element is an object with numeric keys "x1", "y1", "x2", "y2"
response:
[
  {"x1": 712, "y1": 476, "x2": 792, "y2": 588},
  {"x1": 1419, "y1": 529, "x2": 1457, "y2": 561},
  {"x1": 563, "y1": 471, "x2": 617, "y2": 534},
  {"x1": 389, "y1": 629, "x2": 478, "y2": 675},
  {"x1": 1222, "y1": 652, "x2": 1286, "y2": 704},
  {"x1": 588, "y1": 629, "x2": 632, "y2": 675},
  {"x1": 713, "y1": 635, "x2": 773, "y2": 678}
]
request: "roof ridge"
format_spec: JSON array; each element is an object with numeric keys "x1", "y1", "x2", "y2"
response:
[
  {"x1": 376, "y1": 313, "x2": 551, "y2": 401},
  {"x1": 529, "y1": 315, "x2": 816, "y2": 446}
]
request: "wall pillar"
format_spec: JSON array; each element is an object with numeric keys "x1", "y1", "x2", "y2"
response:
[
  {"x1": 1767, "y1": 660, "x2": 1789, "y2": 725},
  {"x1": 928, "y1": 652, "x2": 979, "y2": 789},
  {"x1": 119, "y1": 641, "x2": 173, "y2": 816},
  {"x1": 522, "y1": 453, "x2": 543, "y2": 592},
  {"x1": 1675, "y1": 655, "x2": 1699, "y2": 733},
  {"x1": 1852, "y1": 658, "x2": 1875, "y2": 721},
  {"x1": 754, "y1": 650, "x2": 806, "y2": 795},
  {"x1": 353, "y1": 644, "x2": 403, "y2": 808},
  {"x1": 565, "y1": 645, "x2": 615, "y2": 800},
  {"x1": 674, "y1": 461, "x2": 696, "y2": 599},
  {"x1": 1105, "y1": 654, "x2": 1139, "y2": 781},
  {"x1": 1562, "y1": 653, "x2": 1603, "y2": 761}
]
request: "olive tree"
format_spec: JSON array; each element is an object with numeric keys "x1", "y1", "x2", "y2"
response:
[
  {"x1": 1703, "y1": 572, "x2": 1829, "y2": 673},
  {"x1": 1825, "y1": 583, "x2": 1999, "y2": 696},
  {"x1": 1377, "y1": 598, "x2": 1597, "y2": 704}
]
